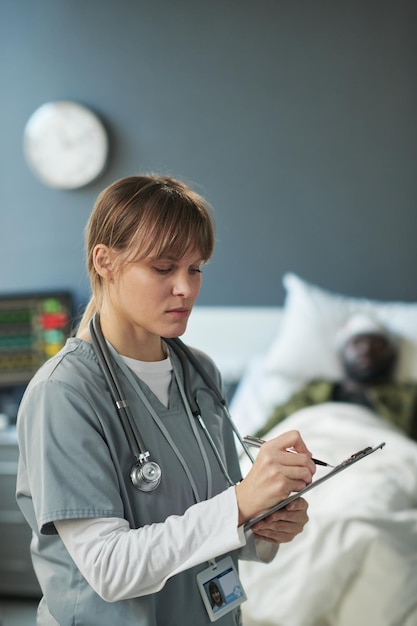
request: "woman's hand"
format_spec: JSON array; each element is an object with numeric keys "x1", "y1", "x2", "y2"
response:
[
  {"x1": 251, "y1": 497, "x2": 309, "y2": 543},
  {"x1": 235, "y1": 430, "x2": 316, "y2": 526}
]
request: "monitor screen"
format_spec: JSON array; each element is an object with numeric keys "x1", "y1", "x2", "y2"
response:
[{"x1": 0, "y1": 291, "x2": 73, "y2": 388}]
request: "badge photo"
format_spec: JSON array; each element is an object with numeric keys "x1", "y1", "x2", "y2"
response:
[{"x1": 196, "y1": 556, "x2": 247, "y2": 622}]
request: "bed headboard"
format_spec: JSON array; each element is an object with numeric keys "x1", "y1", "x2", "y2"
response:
[{"x1": 182, "y1": 306, "x2": 282, "y2": 382}]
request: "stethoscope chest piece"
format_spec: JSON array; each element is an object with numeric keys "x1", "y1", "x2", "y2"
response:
[{"x1": 130, "y1": 460, "x2": 162, "y2": 492}]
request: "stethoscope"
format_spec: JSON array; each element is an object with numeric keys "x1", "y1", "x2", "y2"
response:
[{"x1": 89, "y1": 313, "x2": 255, "y2": 493}]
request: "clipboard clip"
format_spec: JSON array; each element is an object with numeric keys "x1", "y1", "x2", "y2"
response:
[{"x1": 338, "y1": 442, "x2": 386, "y2": 468}]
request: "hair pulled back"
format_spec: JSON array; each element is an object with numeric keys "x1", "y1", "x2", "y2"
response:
[{"x1": 78, "y1": 175, "x2": 215, "y2": 333}]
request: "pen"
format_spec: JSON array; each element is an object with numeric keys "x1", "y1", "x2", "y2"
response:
[{"x1": 242, "y1": 435, "x2": 334, "y2": 468}]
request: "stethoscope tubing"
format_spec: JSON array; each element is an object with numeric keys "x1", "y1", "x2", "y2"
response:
[
  {"x1": 89, "y1": 312, "x2": 254, "y2": 492},
  {"x1": 89, "y1": 314, "x2": 148, "y2": 462},
  {"x1": 164, "y1": 337, "x2": 255, "y2": 464}
]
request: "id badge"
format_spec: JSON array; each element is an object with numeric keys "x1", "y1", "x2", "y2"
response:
[{"x1": 196, "y1": 556, "x2": 247, "y2": 622}]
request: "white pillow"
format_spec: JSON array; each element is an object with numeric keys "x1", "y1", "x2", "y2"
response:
[
  {"x1": 264, "y1": 273, "x2": 417, "y2": 382},
  {"x1": 229, "y1": 356, "x2": 304, "y2": 437}
]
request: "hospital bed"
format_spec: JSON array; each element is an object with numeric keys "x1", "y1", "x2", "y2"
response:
[{"x1": 184, "y1": 273, "x2": 417, "y2": 626}]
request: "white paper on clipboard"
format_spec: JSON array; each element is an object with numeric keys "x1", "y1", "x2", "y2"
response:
[{"x1": 244, "y1": 442, "x2": 386, "y2": 530}]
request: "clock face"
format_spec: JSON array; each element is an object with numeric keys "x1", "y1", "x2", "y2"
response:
[{"x1": 23, "y1": 101, "x2": 109, "y2": 189}]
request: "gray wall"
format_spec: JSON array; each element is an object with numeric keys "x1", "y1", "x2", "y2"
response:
[{"x1": 1, "y1": 0, "x2": 416, "y2": 313}]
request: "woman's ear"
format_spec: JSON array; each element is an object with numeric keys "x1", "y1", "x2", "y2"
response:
[{"x1": 93, "y1": 245, "x2": 115, "y2": 279}]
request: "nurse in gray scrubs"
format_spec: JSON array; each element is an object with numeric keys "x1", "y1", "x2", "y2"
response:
[{"x1": 16, "y1": 175, "x2": 315, "y2": 626}]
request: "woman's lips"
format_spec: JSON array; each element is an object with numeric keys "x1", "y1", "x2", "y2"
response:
[{"x1": 166, "y1": 308, "x2": 190, "y2": 320}]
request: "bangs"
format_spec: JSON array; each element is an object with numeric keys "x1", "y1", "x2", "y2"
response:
[{"x1": 125, "y1": 187, "x2": 215, "y2": 263}]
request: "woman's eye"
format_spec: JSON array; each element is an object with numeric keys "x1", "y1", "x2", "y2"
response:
[{"x1": 152, "y1": 265, "x2": 202, "y2": 275}]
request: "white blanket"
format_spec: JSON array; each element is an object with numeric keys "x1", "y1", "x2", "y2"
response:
[{"x1": 239, "y1": 403, "x2": 417, "y2": 626}]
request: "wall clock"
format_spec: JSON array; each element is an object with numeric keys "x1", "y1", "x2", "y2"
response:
[{"x1": 23, "y1": 101, "x2": 109, "y2": 190}]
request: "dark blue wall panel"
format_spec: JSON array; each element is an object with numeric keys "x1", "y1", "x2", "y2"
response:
[{"x1": 1, "y1": 0, "x2": 416, "y2": 311}]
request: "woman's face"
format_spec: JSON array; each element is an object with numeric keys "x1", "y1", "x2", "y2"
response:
[
  {"x1": 211, "y1": 588, "x2": 222, "y2": 606},
  {"x1": 102, "y1": 247, "x2": 204, "y2": 353}
]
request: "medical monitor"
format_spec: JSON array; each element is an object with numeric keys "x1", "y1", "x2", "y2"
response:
[{"x1": 0, "y1": 291, "x2": 73, "y2": 388}]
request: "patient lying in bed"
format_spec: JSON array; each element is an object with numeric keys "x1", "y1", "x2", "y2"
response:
[
  {"x1": 237, "y1": 312, "x2": 417, "y2": 626},
  {"x1": 255, "y1": 312, "x2": 417, "y2": 442}
]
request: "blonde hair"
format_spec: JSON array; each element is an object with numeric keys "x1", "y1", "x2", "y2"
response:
[{"x1": 78, "y1": 175, "x2": 215, "y2": 333}]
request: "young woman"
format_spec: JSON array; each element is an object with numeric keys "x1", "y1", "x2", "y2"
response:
[{"x1": 16, "y1": 175, "x2": 315, "y2": 625}]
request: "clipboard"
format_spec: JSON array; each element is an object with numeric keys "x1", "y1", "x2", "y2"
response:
[{"x1": 244, "y1": 442, "x2": 386, "y2": 530}]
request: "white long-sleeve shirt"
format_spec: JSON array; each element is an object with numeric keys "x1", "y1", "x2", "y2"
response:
[{"x1": 55, "y1": 487, "x2": 278, "y2": 602}]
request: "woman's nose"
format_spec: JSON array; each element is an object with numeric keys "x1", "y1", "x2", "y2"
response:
[{"x1": 171, "y1": 273, "x2": 193, "y2": 296}]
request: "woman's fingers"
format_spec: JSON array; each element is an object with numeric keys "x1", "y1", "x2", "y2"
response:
[
  {"x1": 252, "y1": 498, "x2": 309, "y2": 543},
  {"x1": 235, "y1": 431, "x2": 316, "y2": 525},
  {"x1": 267, "y1": 429, "x2": 313, "y2": 455},
  {"x1": 257, "y1": 440, "x2": 316, "y2": 485}
]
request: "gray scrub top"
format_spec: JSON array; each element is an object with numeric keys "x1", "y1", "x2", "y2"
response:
[{"x1": 16, "y1": 338, "x2": 243, "y2": 626}]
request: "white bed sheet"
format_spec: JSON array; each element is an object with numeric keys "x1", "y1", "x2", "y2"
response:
[{"x1": 239, "y1": 403, "x2": 417, "y2": 626}]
